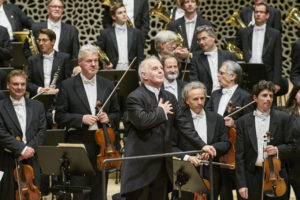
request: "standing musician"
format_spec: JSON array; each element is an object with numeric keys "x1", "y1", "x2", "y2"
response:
[
  {"x1": 290, "y1": 38, "x2": 300, "y2": 85},
  {"x1": 102, "y1": 0, "x2": 149, "y2": 41},
  {"x1": 27, "y1": 28, "x2": 72, "y2": 97},
  {"x1": 190, "y1": 25, "x2": 237, "y2": 96},
  {"x1": 0, "y1": 70, "x2": 46, "y2": 200},
  {"x1": 24, "y1": 0, "x2": 80, "y2": 59},
  {"x1": 172, "y1": 81, "x2": 230, "y2": 200},
  {"x1": 55, "y1": 44, "x2": 120, "y2": 200},
  {"x1": 167, "y1": 0, "x2": 212, "y2": 54},
  {"x1": 235, "y1": 80, "x2": 293, "y2": 200},
  {"x1": 205, "y1": 60, "x2": 253, "y2": 200},
  {"x1": 0, "y1": 25, "x2": 12, "y2": 67},
  {"x1": 96, "y1": 2, "x2": 144, "y2": 70},
  {"x1": 121, "y1": 56, "x2": 216, "y2": 200}
]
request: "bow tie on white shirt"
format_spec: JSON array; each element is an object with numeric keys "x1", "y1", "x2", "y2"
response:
[
  {"x1": 185, "y1": 19, "x2": 196, "y2": 24},
  {"x1": 253, "y1": 110, "x2": 270, "y2": 121},
  {"x1": 222, "y1": 88, "x2": 234, "y2": 95},
  {"x1": 116, "y1": 26, "x2": 126, "y2": 31},
  {"x1": 165, "y1": 84, "x2": 175, "y2": 90},
  {"x1": 12, "y1": 101, "x2": 25, "y2": 106},
  {"x1": 254, "y1": 27, "x2": 265, "y2": 32},
  {"x1": 43, "y1": 54, "x2": 54, "y2": 60},
  {"x1": 50, "y1": 24, "x2": 60, "y2": 30},
  {"x1": 192, "y1": 112, "x2": 204, "y2": 119},
  {"x1": 204, "y1": 51, "x2": 214, "y2": 56},
  {"x1": 83, "y1": 79, "x2": 96, "y2": 86}
]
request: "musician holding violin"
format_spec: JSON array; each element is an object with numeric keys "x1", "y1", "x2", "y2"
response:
[
  {"x1": 55, "y1": 44, "x2": 120, "y2": 200},
  {"x1": 0, "y1": 70, "x2": 46, "y2": 200},
  {"x1": 235, "y1": 80, "x2": 294, "y2": 200}
]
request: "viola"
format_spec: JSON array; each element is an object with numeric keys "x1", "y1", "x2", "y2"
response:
[
  {"x1": 263, "y1": 131, "x2": 287, "y2": 198},
  {"x1": 13, "y1": 137, "x2": 41, "y2": 200},
  {"x1": 95, "y1": 101, "x2": 121, "y2": 171}
]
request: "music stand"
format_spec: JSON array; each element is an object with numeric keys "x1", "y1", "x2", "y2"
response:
[
  {"x1": 97, "y1": 69, "x2": 139, "y2": 97},
  {"x1": 239, "y1": 63, "x2": 267, "y2": 92},
  {"x1": 43, "y1": 129, "x2": 65, "y2": 146},
  {"x1": 0, "y1": 90, "x2": 9, "y2": 97},
  {"x1": 4, "y1": 42, "x2": 28, "y2": 68},
  {"x1": 34, "y1": 93, "x2": 55, "y2": 111},
  {"x1": 180, "y1": 70, "x2": 190, "y2": 82},
  {"x1": 37, "y1": 146, "x2": 95, "y2": 198},
  {"x1": 173, "y1": 159, "x2": 209, "y2": 199}
]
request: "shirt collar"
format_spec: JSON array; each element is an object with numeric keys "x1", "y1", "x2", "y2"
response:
[
  {"x1": 254, "y1": 24, "x2": 266, "y2": 31},
  {"x1": 80, "y1": 73, "x2": 96, "y2": 82},
  {"x1": 144, "y1": 83, "x2": 160, "y2": 97},
  {"x1": 48, "y1": 19, "x2": 61, "y2": 28},
  {"x1": 115, "y1": 23, "x2": 127, "y2": 31},
  {"x1": 190, "y1": 108, "x2": 205, "y2": 119},
  {"x1": 43, "y1": 50, "x2": 55, "y2": 58},
  {"x1": 184, "y1": 14, "x2": 197, "y2": 23},
  {"x1": 164, "y1": 79, "x2": 177, "y2": 87},
  {"x1": 10, "y1": 96, "x2": 25, "y2": 105}
]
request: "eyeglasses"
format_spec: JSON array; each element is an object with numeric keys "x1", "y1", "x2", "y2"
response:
[
  {"x1": 38, "y1": 39, "x2": 50, "y2": 43},
  {"x1": 254, "y1": 11, "x2": 267, "y2": 14},
  {"x1": 48, "y1": 5, "x2": 63, "y2": 9}
]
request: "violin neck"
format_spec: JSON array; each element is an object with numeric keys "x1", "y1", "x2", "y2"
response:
[{"x1": 102, "y1": 124, "x2": 111, "y2": 146}]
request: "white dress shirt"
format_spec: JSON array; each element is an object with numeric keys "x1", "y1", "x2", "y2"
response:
[
  {"x1": 80, "y1": 73, "x2": 98, "y2": 130},
  {"x1": 249, "y1": 24, "x2": 266, "y2": 64},
  {"x1": 204, "y1": 48, "x2": 220, "y2": 92},
  {"x1": 185, "y1": 14, "x2": 197, "y2": 49},
  {"x1": 217, "y1": 84, "x2": 238, "y2": 116},
  {"x1": 184, "y1": 109, "x2": 207, "y2": 161},
  {"x1": 253, "y1": 109, "x2": 270, "y2": 166},
  {"x1": 48, "y1": 19, "x2": 61, "y2": 51},
  {"x1": 0, "y1": 5, "x2": 14, "y2": 40},
  {"x1": 115, "y1": 24, "x2": 129, "y2": 70},
  {"x1": 10, "y1": 96, "x2": 27, "y2": 143},
  {"x1": 123, "y1": 0, "x2": 135, "y2": 27},
  {"x1": 163, "y1": 79, "x2": 178, "y2": 100},
  {"x1": 145, "y1": 83, "x2": 160, "y2": 102}
]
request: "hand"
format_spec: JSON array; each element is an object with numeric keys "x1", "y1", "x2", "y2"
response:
[
  {"x1": 97, "y1": 112, "x2": 110, "y2": 124},
  {"x1": 39, "y1": 88, "x2": 49, "y2": 93},
  {"x1": 104, "y1": 63, "x2": 113, "y2": 69},
  {"x1": 224, "y1": 116, "x2": 235, "y2": 128},
  {"x1": 264, "y1": 145, "x2": 278, "y2": 156},
  {"x1": 202, "y1": 145, "x2": 216, "y2": 158},
  {"x1": 174, "y1": 47, "x2": 190, "y2": 59},
  {"x1": 19, "y1": 146, "x2": 35, "y2": 161},
  {"x1": 238, "y1": 187, "x2": 248, "y2": 199},
  {"x1": 82, "y1": 114, "x2": 98, "y2": 126},
  {"x1": 199, "y1": 152, "x2": 210, "y2": 160},
  {"x1": 158, "y1": 98, "x2": 173, "y2": 115},
  {"x1": 45, "y1": 87, "x2": 58, "y2": 94},
  {"x1": 274, "y1": 84, "x2": 281, "y2": 94},
  {"x1": 187, "y1": 156, "x2": 201, "y2": 167}
]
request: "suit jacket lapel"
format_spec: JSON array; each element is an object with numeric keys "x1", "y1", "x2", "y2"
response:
[
  {"x1": 74, "y1": 75, "x2": 92, "y2": 113},
  {"x1": 4, "y1": 4, "x2": 16, "y2": 31},
  {"x1": 200, "y1": 53, "x2": 212, "y2": 77},
  {"x1": 247, "y1": 114, "x2": 258, "y2": 152},
  {"x1": 229, "y1": 87, "x2": 241, "y2": 108},
  {"x1": 110, "y1": 29, "x2": 118, "y2": 54},
  {"x1": 262, "y1": 27, "x2": 271, "y2": 56},
  {"x1": 25, "y1": 99, "x2": 32, "y2": 134},
  {"x1": 96, "y1": 76, "x2": 109, "y2": 110},
  {"x1": 4, "y1": 98, "x2": 23, "y2": 134},
  {"x1": 127, "y1": 28, "x2": 133, "y2": 54},
  {"x1": 269, "y1": 110, "x2": 278, "y2": 143},
  {"x1": 205, "y1": 110, "x2": 216, "y2": 144},
  {"x1": 59, "y1": 23, "x2": 67, "y2": 49},
  {"x1": 214, "y1": 90, "x2": 222, "y2": 112},
  {"x1": 247, "y1": 26, "x2": 254, "y2": 56},
  {"x1": 38, "y1": 53, "x2": 44, "y2": 84}
]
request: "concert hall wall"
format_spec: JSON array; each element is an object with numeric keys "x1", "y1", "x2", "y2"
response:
[{"x1": 10, "y1": 0, "x2": 300, "y2": 78}]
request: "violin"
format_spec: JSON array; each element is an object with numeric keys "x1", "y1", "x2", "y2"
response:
[
  {"x1": 262, "y1": 131, "x2": 287, "y2": 198},
  {"x1": 95, "y1": 100, "x2": 121, "y2": 171},
  {"x1": 13, "y1": 137, "x2": 41, "y2": 200}
]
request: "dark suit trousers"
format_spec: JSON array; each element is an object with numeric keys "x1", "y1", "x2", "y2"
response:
[{"x1": 220, "y1": 168, "x2": 242, "y2": 200}]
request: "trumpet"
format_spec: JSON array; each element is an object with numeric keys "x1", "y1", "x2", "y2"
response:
[
  {"x1": 102, "y1": 0, "x2": 133, "y2": 27},
  {"x1": 27, "y1": 30, "x2": 39, "y2": 55},
  {"x1": 91, "y1": 42, "x2": 111, "y2": 66},
  {"x1": 149, "y1": 1, "x2": 172, "y2": 30},
  {"x1": 226, "y1": 11, "x2": 246, "y2": 29},
  {"x1": 285, "y1": 8, "x2": 300, "y2": 27}
]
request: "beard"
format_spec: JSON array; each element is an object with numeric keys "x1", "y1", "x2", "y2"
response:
[{"x1": 166, "y1": 72, "x2": 179, "y2": 80}]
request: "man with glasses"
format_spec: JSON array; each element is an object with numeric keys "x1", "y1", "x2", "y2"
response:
[
  {"x1": 27, "y1": 28, "x2": 72, "y2": 97},
  {"x1": 190, "y1": 25, "x2": 237, "y2": 96},
  {"x1": 24, "y1": 0, "x2": 79, "y2": 59}
]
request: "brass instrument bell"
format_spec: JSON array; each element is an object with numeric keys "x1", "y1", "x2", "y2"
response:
[
  {"x1": 226, "y1": 11, "x2": 246, "y2": 29},
  {"x1": 150, "y1": 1, "x2": 172, "y2": 29},
  {"x1": 285, "y1": 8, "x2": 300, "y2": 27}
]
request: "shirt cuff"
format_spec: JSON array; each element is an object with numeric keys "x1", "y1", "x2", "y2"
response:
[
  {"x1": 183, "y1": 155, "x2": 190, "y2": 161},
  {"x1": 21, "y1": 146, "x2": 28, "y2": 155},
  {"x1": 275, "y1": 147, "x2": 279, "y2": 158},
  {"x1": 37, "y1": 87, "x2": 42, "y2": 93}
]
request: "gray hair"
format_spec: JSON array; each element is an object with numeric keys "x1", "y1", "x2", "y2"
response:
[
  {"x1": 138, "y1": 56, "x2": 161, "y2": 82},
  {"x1": 154, "y1": 30, "x2": 177, "y2": 52},
  {"x1": 78, "y1": 44, "x2": 98, "y2": 59},
  {"x1": 222, "y1": 60, "x2": 243, "y2": 84},
  {"x1": 181, "y1": 81, "x2": 207, "y2": 102},
  {"x1": 196, "y1": 25, "x2": 216, "y2": 37}
]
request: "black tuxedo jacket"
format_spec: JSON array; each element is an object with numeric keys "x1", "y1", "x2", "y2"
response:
[
  {"x1": 235, "y1": 109, "x2": 294, "y2": 189},
  {"x1": 167, "y1": 15, "x2": 212, "y2": 53},
  {"x1": 190, "y1": 49, "x2": 237, "y2": 95},
  {"x1": 0, "y1": 26, "x2": 13, "y2": 67},
  {"x1": 102, "y1": 0, "x2": 149, "y2": 39},
  {"x1": 24, "y1": 21, "x2": 79, "y2": 59},
  {"x1": 55, "y1": 74, "x2": 120, "y2": 130},
  {"x1": 240, "y1": 5, "x2": 282, "y2": 32},
  {"x1": 121, "y1": 84, "x2": 207, "y2": 195},
  {"x1": 95, "y1": 26, "x2": 144, "y2": 70},
  {"x1": 0, "y1": 97, "x2": 46, "y2": 200},
  {"x1": 237, "y1": 25, "x2": 282, "y2": 85},
  {"x1": 290, "y1": 39, "x2": 300, "y2": 85},
  {"x1": 2, "y1": 3, "x2": 33, "y2": 32},
  {"x1": 27, "y1": 51, "x2": 72, "y2": 96},
  {"x1": 161, "y1": 79, "x2": 186, "y2": 107},
  {"x1": 205, "y1": 86, "x2": 254, "y2": 119}
]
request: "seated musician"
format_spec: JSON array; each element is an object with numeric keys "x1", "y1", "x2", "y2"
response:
[
  {"x1": 95, "y1": 2, "x2": 144, "y2": 70},
  {"x1": 55, "y1": 44, "x2": 120, "y2": 200},
  {"x1": 235, "y1": 80, "x2": 294, "y2": 200},
  {"x1": 0, "y1": 25, "x2": 13, "y2": 67},
  {"x1": 172, "y1": 81, "x2": 230, "y2": 200},
  {"x1": 26, "y1": 28, "x2": 72, "y2": 97},
  {"x1": 0, "y1": 70, "x2": 46, "y2": 200},
  {"x1": 205, "y1": 60, "x2": 253, "y2": 200}
]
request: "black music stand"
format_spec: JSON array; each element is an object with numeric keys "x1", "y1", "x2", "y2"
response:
[
  {"x1": 43, "y1": 129, "x2": 65, "y2": 146},
  {"x1": 1, "y1": 90, "x2": 9, "y2": 97},
  {"x1": 97, "y1": 69, "x2": 139, "y2": 97},
  {"x1": 173, "y1": 159, "x2": 209, "y2": 199},
  {"x1": 180, "y1": 70, "x2": 190, "y2": 82},
  {"x1": 4, "y1": 42, "x2": 28, "y2": 68},
  {"x1": 37, "y1": 146, "x2": 95, "y2": 199},
  {"x1": 34, "y1": 93, "x2": 55, "y2": 111},
  {"x1": 239, "y1": 63, "x2": 267, "y2": 92}
]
